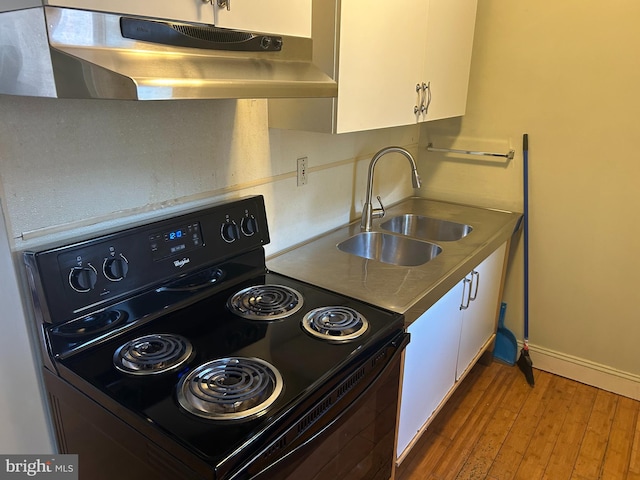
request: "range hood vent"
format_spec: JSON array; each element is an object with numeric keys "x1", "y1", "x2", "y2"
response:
[
  {"x1": 119, "y1": 17, "x2": 284, "y2": 52},
  {"x1": 0, "y1": 7, "x2": 337, "y2": 101}
]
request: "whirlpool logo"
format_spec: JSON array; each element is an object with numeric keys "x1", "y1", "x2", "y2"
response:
[
  {"x1": 1, "y1": 455, "x2": 77, "y2": 479},
  {"x1": 173, "y1": 257, "x2": 190, "y2": 268}
]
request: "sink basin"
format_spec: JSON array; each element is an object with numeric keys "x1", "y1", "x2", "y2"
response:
[
  {"x1": 381, "y1": 214, "x2": 473, "y2": 241},
  {"x1": 337, "y1": 232, "x2": 441, "y2": 266}
]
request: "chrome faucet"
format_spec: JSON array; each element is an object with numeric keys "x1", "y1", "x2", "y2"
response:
[{"x1": 360, "y1": 146, "x2": 422, "y2": 231}]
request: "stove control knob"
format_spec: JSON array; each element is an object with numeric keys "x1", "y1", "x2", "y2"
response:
[
  {"x1": 69, "y1": 264, "x2": 98, "y2": 292},
  {"x1": 240, "y1": 215, "x2": 258, "y2": 236},
  {"x1": 221, "y1": 221, "x2": 239, "y2": 243},
  {"x1": 103, "y1": 255, "x2": 129, "y2": 281}
]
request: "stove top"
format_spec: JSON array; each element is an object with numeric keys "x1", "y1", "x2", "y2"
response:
[{"x1": 56, "y1": 272, "x2": 402, "y2": 469}]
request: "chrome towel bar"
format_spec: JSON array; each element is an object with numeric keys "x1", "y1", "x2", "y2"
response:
[{"x1": 426, "y1": 143, "x2": 515, "y2": 160}]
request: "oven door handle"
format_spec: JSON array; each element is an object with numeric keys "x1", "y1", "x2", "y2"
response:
[{"x1": 240, "y1": 331, "x2": 410, "y2": 480}]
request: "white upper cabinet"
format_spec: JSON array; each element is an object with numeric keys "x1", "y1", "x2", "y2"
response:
[
  {"x1": 269, "y1": 0, "x2": 478, "y2": 133},
  {"x1": 43, "y1": 0, "x2": 311, "y2": 37},
  {"x1": 334, "y1": 0, "x2": 429, "y2": 132},
  {"x1": 44, "y1": 0, "x2": 215, "y2": 25},
  {"x1": 213, "y1": 0, "x2": 311, "y2": 38},
  {"x1": 422, "y1": 0, "x2": 478, "y2": 121}
]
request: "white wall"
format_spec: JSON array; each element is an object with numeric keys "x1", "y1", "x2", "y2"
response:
[
  {"x1": 0, "y1": 202, "x2": 53, "y2": 452},
  {"x1": 0, "y1": 94, "x2": 420, "y2": 450},
  {"x1": 1, "y1": 96, "x2": 419, "y2": 253},
  {"x1": 417, "y1": 0, "x2": 640, "y2": 391}
]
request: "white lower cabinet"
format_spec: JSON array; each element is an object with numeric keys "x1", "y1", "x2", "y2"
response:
[
  {"x1": 397, "y1": 282, "x2": 463, "y2": 457},
  {"x1": 456, "y1": 242, "x2": 507, "y2": 380},
  {"x1": 397, "y1": 242, "x2": 507, "y2": 461}
]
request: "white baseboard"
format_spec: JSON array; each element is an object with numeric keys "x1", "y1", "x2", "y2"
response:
[{"x1": 527, "y1": 343, "x2": 640, "y2": 401}]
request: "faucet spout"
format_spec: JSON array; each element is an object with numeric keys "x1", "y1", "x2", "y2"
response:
[{"x1": 360, "y1": 146, "x2": 421, "y2": 231}]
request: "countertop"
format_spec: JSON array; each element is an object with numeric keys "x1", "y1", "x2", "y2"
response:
[{"x1": 267, "y1": 197, "x2": 522, "y2": 325}]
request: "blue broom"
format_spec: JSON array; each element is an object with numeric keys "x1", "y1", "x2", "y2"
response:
[{"x1": 517, "y1": 133, "x2": 535, "y2": 386}]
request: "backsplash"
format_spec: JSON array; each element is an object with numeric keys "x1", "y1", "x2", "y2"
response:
[{"x1": 0, "y1": 95, "x2": 419, "y2": 254}]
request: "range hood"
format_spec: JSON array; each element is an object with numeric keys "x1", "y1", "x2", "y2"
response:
[{"x1": 0, "y1": 6, "x2": 337, "y2": 100}]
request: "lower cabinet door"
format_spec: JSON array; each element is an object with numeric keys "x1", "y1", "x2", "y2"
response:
[
  {"x1": 397, "y1": 282, "x2": 463, "y2": 458},
  {"x1": 456, "y1": 242, "x2": 507, "y2": 380},
  {"x1": 397, "y1": 242, "x2": 508, "y2": 461}
]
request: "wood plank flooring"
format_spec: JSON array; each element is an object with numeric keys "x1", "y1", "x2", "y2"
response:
[{"x1": 395, "y1": 361, "x2": 640, "y2": 480}]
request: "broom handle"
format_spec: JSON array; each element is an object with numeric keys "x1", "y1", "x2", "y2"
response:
[{"x1": 523, "y1": 134, "x2": 529, "y2": 343}]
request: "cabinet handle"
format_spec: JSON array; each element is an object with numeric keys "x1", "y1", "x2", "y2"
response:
[
  {"x1": 422, "y1": 82, "x2": 432, "y2": 116},
  {"x1": 414, "y1": 82, "x2": 431, "y2": 117},
  {"x1": 469, "y1": 270, "x2": 480, "y2": 301},
  {"x1": 414, "y1": 83, "x2": 423, "y2": 116},
  {"x1": 217, "y1": 0, "x2": 230, "y2": 10},
  {"x1": 460, "y1": 276, "x2": 472, "y2": 310}
]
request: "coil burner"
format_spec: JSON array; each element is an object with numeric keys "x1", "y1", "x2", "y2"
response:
[
  {"x1": 113, "y1": 334, "x2": 193, "y2": 375},
  {"x1": 227, "y1": 284, "x2": 303, "y2": 320},
  {"x1": 177, "y1": 357, "x2": 283, "y2": 421},
  {"x1": 302, "y1": 306, "x2": 369, "y2": 342}
]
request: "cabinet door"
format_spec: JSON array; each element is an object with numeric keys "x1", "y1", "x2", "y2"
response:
[
  {"x1": 269, "y1": 0, "x2": 478, "y2": 132},
  {"x1": 44, "y1": 0, "x2": 310, "y2": 36},
  {"x1": 397, "y1": 281, "x2": 463, "y2": 459},
  {"x1": 334, "y1": 0, "x2": 429, "y2": 133},
  {"x1": 214, "y1": 0, "x2": 311, "y2": 37},
  {"x1": 422, "y1": 0, "x2": 478, "y2": 121},
  {"x1": 456, "y1": 242, "x2": 507, "y2": 380},
  {"x1": 44, "y1": 0, "x2": 216, "y2": 25}
]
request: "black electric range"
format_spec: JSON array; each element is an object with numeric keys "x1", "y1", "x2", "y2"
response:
[{"x1": 24, "y1": 195, "x2": 408, "y2": 480}]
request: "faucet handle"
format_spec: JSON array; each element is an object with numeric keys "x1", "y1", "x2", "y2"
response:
[{"x1": 372, "y1": 195, "x2": 386, "y2": 219}]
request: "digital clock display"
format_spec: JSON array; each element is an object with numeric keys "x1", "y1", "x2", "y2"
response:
[
  {"x1": 149, "y1": 222, "x2": 203, "y2": 261},
  {"x1": 167, "y1": 229, "x2": 185, "y2": 241}
]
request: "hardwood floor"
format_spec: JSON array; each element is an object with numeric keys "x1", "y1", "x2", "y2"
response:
[{"x1": 395, "y1": 360, "x2": 640, "y2": 480}]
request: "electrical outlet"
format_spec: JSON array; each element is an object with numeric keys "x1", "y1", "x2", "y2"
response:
[{"x1": 297, "y1": 157, "x2": 308, "y2": 186}]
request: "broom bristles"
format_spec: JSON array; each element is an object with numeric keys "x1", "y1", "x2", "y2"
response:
[{"x1": 517, "y1": 347, "x2": 535, "y2": 386}]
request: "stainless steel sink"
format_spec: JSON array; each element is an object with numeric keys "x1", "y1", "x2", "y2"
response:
[
  {"x1": 381, "y1": 214, "x2": 473, "y2": 241},
  {"x1": 337, "y1": 232, "x2": 441, "y2": 266}
]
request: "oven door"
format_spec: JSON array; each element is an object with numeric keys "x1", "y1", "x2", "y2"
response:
[{"x1": 231, "y1": 331, "x2": 409, "y2": 480}]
